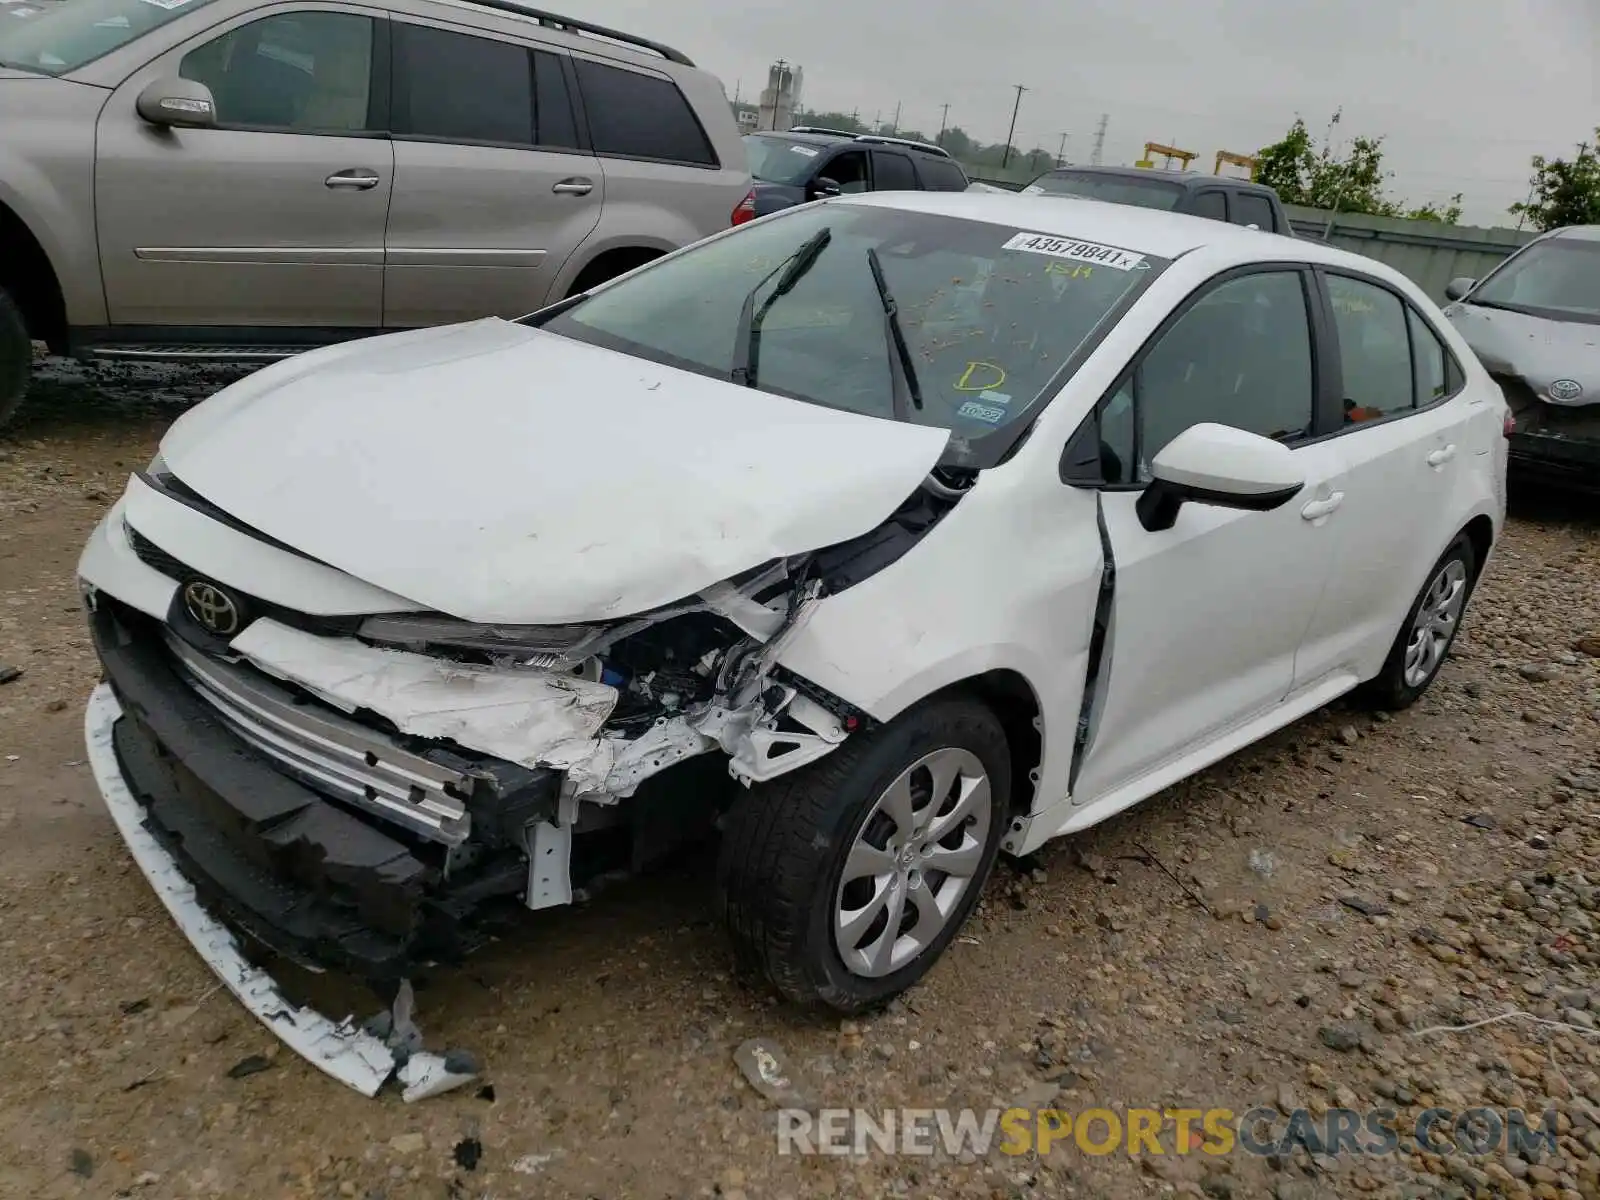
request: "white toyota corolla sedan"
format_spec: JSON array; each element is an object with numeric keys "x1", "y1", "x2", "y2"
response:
[{"x1": 77, "y1": 190, "x2": 1508, "y2": 1095}]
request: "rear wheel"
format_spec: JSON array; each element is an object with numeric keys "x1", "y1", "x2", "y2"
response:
[
  {"x1": 0, "y1": 287, "x2": 30, "y2": 431},
  {"x1": 1361, "y1": 534, "x2": 1478, "y2": 710},
  {"x1": 717, "y1": 697, "x2": 1009, "y2": 1012}
]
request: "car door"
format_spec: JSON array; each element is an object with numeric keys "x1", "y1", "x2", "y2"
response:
[
  {"x1": 95, "y1": 6, "x2": 391, "y2": 328},
  {"x1": 870, "y1": 149, "x2": 917, "y2": 192},
  {"x1": 1069, "y1": 266, "x2": 1350, "y2": 803},
  {"x1": 381, "y1": 21, "x2": 602, "y2": 327},
  {"x1": 1289, "y1": 270, "x2": 1482, "y2": 687}
]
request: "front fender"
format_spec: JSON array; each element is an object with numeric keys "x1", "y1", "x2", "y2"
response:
[{"x1": 0, "y1": 77, "x2": 110, "y2": 325}]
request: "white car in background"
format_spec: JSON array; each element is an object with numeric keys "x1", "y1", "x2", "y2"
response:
[{"x1": 77, "y1": 191, "x2": 1508, "y2": 1096}]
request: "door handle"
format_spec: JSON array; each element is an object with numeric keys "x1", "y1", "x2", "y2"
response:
[
  {"x1": 1426, "y1": 444, "x2": 1458, "y2": 468},
  {"x1": 325, "y1": 169, "x2": 380, "y2": 190},
  {"x1": 1300, "y1": 492, "x2": 1344, "y2": 521},
  {"x1": 552, "y1": 177, "x2": 594, "y2": 196}
]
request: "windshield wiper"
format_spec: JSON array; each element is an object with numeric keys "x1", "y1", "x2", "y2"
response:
[
  {"x1": 730, "y1": 227, "x2": 831, "y2": 388},
  {"x1": 865, "y1": 247, "x2": 924, "y2": 419}
]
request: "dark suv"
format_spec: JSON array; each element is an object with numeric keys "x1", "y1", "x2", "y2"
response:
[
  {"x1": 734, "y1": 128, "x2": 969, "y2": 223},
  {"x1": 1022, "y1": 166, "x2": 1294, "y2": 235}
]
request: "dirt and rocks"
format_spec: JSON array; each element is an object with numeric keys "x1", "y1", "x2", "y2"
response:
[{"x1": 2, "y1": 365, "x2": 1599, "y2": 1200}]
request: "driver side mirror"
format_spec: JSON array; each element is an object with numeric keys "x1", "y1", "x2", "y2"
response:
[
  {"x1": 1444, "y1": 277, "x2": 1476, "y2": 302},
  {"x1": 135, "y1": 77, "x2": 217, "y2": 129},
  {"x1": 1135, "y1": 423, "x2": 1306, "y2": 533},
  {"x1": 809, "y1": 176, "x2": 843, "y2": 200}
]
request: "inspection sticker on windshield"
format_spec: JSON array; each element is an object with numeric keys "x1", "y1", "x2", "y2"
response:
[
  {"x1": 957, "y1": 401, "x2": 1007, "y2": 425},
  {"x1": 1002, "y1": 232, "x2": 1145, "y2": 271},
  {"x1": 788, "y1": 145, "x2": 819, "y2": 157}
]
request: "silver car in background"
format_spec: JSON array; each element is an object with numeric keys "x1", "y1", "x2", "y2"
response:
[
  {"x1": 1444, "y1": 225, "x2": 1600, "y2": 492},
  {"x1": 0, "y1": 0, "x2": 750, "y2": 427}
]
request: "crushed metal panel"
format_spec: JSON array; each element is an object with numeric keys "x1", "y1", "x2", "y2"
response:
[
  {"x1": 84, "y1": 684, "x2": 398, "y2": 1097},
  {"x1": 231, "y1": 618, "x2": 617, "y2": 770}
]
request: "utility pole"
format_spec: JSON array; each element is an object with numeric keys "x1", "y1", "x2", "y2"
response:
[
  {"x1": 768, "y1": 60, "x2": 790, "y2": 131},
  {"x1": 1090, "y1": 113, "x2": 1108, "y2": 166},
  {"x1": 890, "y1": 101, "x2": 901, "y2": 135},
  {"x1": 937, "y1": 103, "x2": 950, "y2": 146},
  {"x1": 1056, "y1": 132, "x2": 1069, "y2": 166},
  {"x1": 1000, "y1": 84, "x2": 1027, "y2": 169}
]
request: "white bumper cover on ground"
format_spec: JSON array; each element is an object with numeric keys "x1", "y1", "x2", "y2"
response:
[{"x1": 84, "y1": 683, "x2": 413, "y2": 1098}]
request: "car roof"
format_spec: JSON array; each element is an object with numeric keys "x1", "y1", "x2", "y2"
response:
[
  {"x1": 1037, "y1": 165, "x2": 1278, "y2": 195},
  {"x1": 832, "y1": 190, "x2": 1403, "y2": 277},
  {"x1": 1546, "y1": 225, "x2": 1600, "y2": 242}
]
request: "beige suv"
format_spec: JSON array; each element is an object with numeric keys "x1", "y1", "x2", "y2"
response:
[{"x1": 0, "y1": 0, "x2": 749, "y2": 427}]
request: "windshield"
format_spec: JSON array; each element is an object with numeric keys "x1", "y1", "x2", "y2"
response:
[
  {"x1": 744, "y1": 135, "x2": 830, "y2": 185},
  {"x1": 1471, "y1": 238, "x2": 1600, "y2": 325},
  {"x1": 1023, "y1": 171, "x2": 1185, "y2": 211},
  {"x1": 538, "y1": 203, "x2": 1167, "y2": 461},
  {"x1": 0, "y1": 0, "x2": 215, "y2": 75}
]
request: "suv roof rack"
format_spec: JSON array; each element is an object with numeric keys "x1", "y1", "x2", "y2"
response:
[
  {"x1": 854, "y1": 134, "x2": 952, "y2": 159},
  {"x1": 453, "y1": 0, "x2": 694, "y2": 65},
  {"x1": 784, "y1": 126, "x2": 858, "y2": 138},
  {"x1": 779, "y1": 127, "x2": 954, "y2": 159}
]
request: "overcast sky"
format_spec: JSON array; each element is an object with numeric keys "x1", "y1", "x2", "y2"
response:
[{"x1": 579, "y1": 0, "x2": 1597, "y2": 227}]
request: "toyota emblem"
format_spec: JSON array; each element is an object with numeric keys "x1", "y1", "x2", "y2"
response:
[
  {"x1": 1549, "y1": 379, "x2": 1583, "y2": 402},
  {"x1": 183, "y1": 580, "x2": 242, "y2": 636}
]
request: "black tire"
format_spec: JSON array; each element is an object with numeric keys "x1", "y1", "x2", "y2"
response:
[
  {"x1": 716, "y1": 696, "x2": 1010, "y2": 1013},
  {"x1": 0, "y1": 287, "x2": 30, "y2": 432},
  {"x1": 1360, "y1": 533, "x2": 1479, "y2": 711}
]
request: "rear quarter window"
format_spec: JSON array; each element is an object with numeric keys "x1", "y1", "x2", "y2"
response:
[
  {"x1": 916, "y1": 157, "x2": 969, "y2": 191},
  {"x1": 573, "y1": 58, "x2": 717, "y2": 167}
]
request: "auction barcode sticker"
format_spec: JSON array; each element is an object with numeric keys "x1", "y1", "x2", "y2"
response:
[{"x1": 1002, "y1": 232, "x2": 1146, "y2": 271}]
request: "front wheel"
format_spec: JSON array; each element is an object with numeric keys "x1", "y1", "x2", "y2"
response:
[
  {"x1": 0, "y1": 288, "x2": 30, "y2": 431},
  {"x1": 1360, "y1": 534, "x2": 1478, "y2": 710},
  {"x1": 716, "y1": 697, "x2": 1010, "y2": 1013}
]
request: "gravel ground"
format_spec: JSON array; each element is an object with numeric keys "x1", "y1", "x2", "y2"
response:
[{"x1": 2, "y1": 362, "x2": 1599, "y2": 1200}]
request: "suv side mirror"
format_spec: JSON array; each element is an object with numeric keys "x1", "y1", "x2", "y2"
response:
[
  {"x1": 809, "y1": 176, "x2": 842, "y2": 200},
  {"x1": 136, "y1": 77, "x2": 217, "y2": 129},
  {"x1": 1135, "y1": 423, "x2": 1305, "y2": 532},
  {"x1": 1444, "y1": 277, "x2": 1476, "y2": 302}
]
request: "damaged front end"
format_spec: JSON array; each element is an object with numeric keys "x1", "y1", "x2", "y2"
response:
[
  {"x1": 79, "y1": 463, "x2": 968, "y2": 1096},
  {"x1": 1494, "y1": 373, "x2": 1600, "y2": 489}
]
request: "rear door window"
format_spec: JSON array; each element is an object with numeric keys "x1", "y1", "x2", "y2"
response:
[
  {"x1": 392, "y1": 24, "x2": 534, "y2": 146},
  {"x1": 871, "y1": 150, "x2": 917, "y2": 191},
  {"x1": 1326, "y1": 274, "x2": 1414, "y2": 422},
  {"x1": 1190, "y1": 191, "x2": 1227, "y2": 221},
  {"x1": 1233, "y1": 193, "x2": 1275, "y2": 230},
  {"x1": 573, "y1": 58, "x2": 716, "y2": 166},
  {"x1": 915, "y1": 156, "x2": 969, "y2": 191}
]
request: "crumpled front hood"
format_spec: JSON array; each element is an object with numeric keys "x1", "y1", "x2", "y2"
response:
[
  {"x1": 1448, "y1": 302, "x2": 1600, "y2": 405},
  {"x1": 160, "y1": 319, "x2": 950, "y2": 624}
]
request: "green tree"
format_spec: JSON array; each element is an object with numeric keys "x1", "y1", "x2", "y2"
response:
[
  {"x1": 1509, "y1": 133, "x2": 1600, "y2": 231},
  {"x1": 1256, "y1": 115, "x2": 1465, "y2": 224},
  {"x1": 1404, "y1": 195, "x2": 1464, "y2": 224}
]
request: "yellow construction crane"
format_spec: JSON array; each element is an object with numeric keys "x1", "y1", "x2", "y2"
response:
[
  {"x1": 1135, "y1": 141, "x2": 1197, "y2": 170},
  {"x1": 1214, "y1": 150, "x2": 1258, "y2": 179}
]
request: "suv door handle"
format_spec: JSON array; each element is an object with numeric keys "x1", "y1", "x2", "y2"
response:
[
  {"x1": 1300, "y1": 492, "x2": 1344, "y2": 521},
  {"x1": 1427, "y1": 444, "x2": 1458, "y2": 468},
  {"x1": 325, "y1": 169, "x2": 380, "y2": 190},
  {"x1": 552, "y1": 177, "x2": 594, "y2": 196}
]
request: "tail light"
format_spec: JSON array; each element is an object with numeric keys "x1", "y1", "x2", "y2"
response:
[
  {"x1": 1503, "y1": 412, "x2": 1516, "y2": 438},
  {"x1": 731, "y1": 190, "x2": 756, "y2": 226}
]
